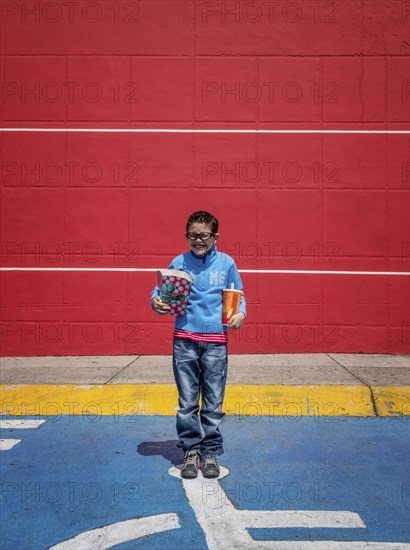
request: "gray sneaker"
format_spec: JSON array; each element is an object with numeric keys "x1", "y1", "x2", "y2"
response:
[
  {"x1": 181, "y1": 450, "x2": 200, "y2": 479},
  {"x1": 202, "y1": 455, "x2": 220, "y2": 478}
]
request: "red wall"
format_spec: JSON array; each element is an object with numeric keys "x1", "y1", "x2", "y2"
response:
[{"x1": 1, "y1": 1, "x2": 409, "y2": 356}]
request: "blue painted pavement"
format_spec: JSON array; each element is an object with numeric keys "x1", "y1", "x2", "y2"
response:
[{"x1": 0, "y1": 416, "x2": 409, "y2": 549}]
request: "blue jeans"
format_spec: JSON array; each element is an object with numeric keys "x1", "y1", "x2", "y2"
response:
[{"x1": 172, "y1": 338, "x2": 228, "y2": 457}]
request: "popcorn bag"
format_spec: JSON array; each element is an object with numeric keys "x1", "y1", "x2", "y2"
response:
[{"x1": 157, "y1": 269, "x2": 193, "y2": 316}]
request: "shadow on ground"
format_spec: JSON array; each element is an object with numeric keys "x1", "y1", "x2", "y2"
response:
[{"x1": 137, "y1": 439, "x2": 183, "y2": 466}]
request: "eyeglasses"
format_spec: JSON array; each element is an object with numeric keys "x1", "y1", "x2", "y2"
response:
[{"x1": 185, "y1": 232, "x2": 214, "y2": 241}]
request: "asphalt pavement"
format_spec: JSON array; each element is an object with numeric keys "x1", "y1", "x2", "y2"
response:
[{"x1": 0, "y1": 353, "x2": 409, "y2": 549}]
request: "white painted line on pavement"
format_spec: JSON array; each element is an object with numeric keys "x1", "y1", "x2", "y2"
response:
[
  {"x1": 48, "y1": 513, "x2": 180, "y2": 550},
  {"x1": 171, "y1": 466, "x2": 364, "y2": 548},
  {"x1": 239, "y1": 509, "x2": 366, "y2": 529},
  {"x1": 168, "y1": 466, "x2": 409, "y2": 550},
  {"x1": 260, "y1": 542, "x2": 410, "y2": 549},
  {"x1": 0, "y1": 419, "x2": 46, "y2": 451},
  {"x1": 0, "y1": 439, "x2": 21, "y2": 450},
  {"x1": 0, "y1": 419, "x2": 46, "y2": 429}
]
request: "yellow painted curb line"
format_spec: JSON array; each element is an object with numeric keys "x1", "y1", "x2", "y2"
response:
[
  {"x1": 224, "y1": 384, "x2": 375, "y2": 417},
  {"x1": 372, "y1": 386, "x2": 410, "y2": 416},
  {"x1": 0, "y1": 383, "x2": 402, "y2": 417},
  {"x1": 0, "y1": 384, "x2": 179, "y2": 417}
]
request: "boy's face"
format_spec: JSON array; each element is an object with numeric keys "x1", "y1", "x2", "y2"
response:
[{"x1": 186, "y1": 222, "x2": 219, "y2": 256}]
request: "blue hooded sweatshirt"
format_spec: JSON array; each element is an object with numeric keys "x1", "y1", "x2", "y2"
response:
[{"x1": 151, "y1": 244, "x2": 246, "y2": 334}]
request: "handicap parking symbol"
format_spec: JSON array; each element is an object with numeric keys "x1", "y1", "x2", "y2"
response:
[
  {"x1": 2, "y1": 416, "x2": 409, "y2": 549},
  {"x1": 50, "y1": 465, "x2": 409, "y2": 550}
]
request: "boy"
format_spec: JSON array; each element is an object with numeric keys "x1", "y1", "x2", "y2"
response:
[{"x1": 151, "y1": 211, "x2": 246, "y2": 479}]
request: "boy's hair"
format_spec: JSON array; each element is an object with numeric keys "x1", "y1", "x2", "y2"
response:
[{"x1": 186, "y1": 211, "x2": 219, "y2": 234}]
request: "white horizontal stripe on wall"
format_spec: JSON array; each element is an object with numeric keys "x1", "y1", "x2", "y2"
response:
[
  {"x1": 1, "y1": 128, "x2": 409, "y2": 134},
  {"x1": 1, "y1": 268, "x2": 409, "y2": 276}
]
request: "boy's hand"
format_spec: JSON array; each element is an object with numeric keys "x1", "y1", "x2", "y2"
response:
[
  {"x1": 151, "y1": 296, "x2": 171, "y2": 315},
  {"x1": 228, "y1": 312, "x2": 245, "y2": 329}
]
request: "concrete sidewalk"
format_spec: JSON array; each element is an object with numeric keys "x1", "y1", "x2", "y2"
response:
[
  {"x1": 1, "y1": 353, "x2": 409, "y2": 385},
  {"x1": 0, "y1": 354, "x2": 409, "y2": 417}
]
